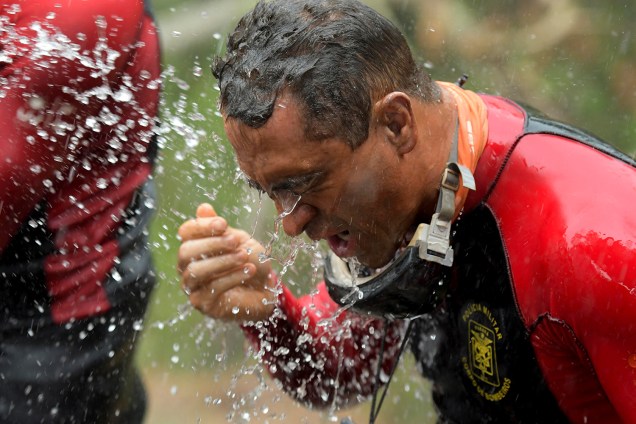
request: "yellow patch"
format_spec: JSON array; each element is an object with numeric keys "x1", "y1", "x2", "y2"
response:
[{"x1": 461, "y1": 303, "x2": 511, "y2": 402}]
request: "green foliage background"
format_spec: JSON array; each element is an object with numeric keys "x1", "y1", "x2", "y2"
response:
[{"x1": 137, "y1": 1, "x2": 636, "y2": 423}]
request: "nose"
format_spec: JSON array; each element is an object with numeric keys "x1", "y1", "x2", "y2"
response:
[{"x1": 276, "y1": 202, "x2": 318, "y2": 237}]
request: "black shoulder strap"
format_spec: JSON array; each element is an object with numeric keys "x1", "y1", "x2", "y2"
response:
[{"x1": 520, "y1": 102, "x2": 636, "y2": 167}]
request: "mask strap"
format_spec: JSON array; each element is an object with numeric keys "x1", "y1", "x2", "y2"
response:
[{"x1": 415, "y1": 120, "x2": 475, "y2": 266}]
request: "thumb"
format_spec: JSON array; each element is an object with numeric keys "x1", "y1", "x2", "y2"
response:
[{"x1": 196, "y1": 203, "x2": 217, "y2": 218}]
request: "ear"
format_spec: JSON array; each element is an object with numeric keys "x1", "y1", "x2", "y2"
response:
[{"x1": 373, "y1": 92, "x2": 415, "y2": 155}]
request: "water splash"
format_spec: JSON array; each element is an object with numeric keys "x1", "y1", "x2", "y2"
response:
[
  {"x1": 0, "y1": 14, "x2": 158, "y2": 185},
  {"x1": 0, "y1": 8, "x2": 421, "y2": 423}
]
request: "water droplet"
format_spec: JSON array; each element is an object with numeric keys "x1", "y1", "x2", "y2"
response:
[
  {"x1": 96, "y1": 178, "x2": 108, "y2": 189},
  {"x1": 29, "y1": 164, "x2": 42, "y2": 174},
  {"x1": 146, "y1": 80, "x2": 159, "y2": 90},
  {"x1": 107, "y1": 324, "x2": 116, "y2": 332},
  {"x1": 28, "y1": 96, "x2": 46, "y2": 110},
  {"x1": 113, "y1": 87, "x2": 132, "y2": 102},
  {"x1": 185, "y1": 133, "x2": 199, "y2": 148},
  {"x1": 231, "y1": 306, "x2": 240, "y2": 315},
  {"x1": 95, "y1": 16, "x2": 107, "y2": 30},
  {"x1": 171, "y1": 355, "x2": 179, "y2": 364}
]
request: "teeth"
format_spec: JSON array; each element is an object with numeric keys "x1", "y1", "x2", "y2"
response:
[{"x1": 337, "y1": 231, "x2": 350, "y2": 241}]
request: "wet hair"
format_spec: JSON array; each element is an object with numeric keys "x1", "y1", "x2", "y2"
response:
[{"x1": 212, "y1": 0, "x2": 440, "y2": 148}]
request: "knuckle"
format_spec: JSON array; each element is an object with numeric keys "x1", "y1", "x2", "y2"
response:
[
  {"x1": 177, "y1": 219, "x2": 196, "y2": 237},
  {"x1": 177, "y1": 243, "x2": 190, "y2": 261},
  {"x1": 182, "y1": 264, "x2": 198, "y2": 281}
]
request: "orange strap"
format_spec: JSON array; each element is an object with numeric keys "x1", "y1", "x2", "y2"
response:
[{"x1": 437, "y1": 81, "x2": 488, "y2": 218}]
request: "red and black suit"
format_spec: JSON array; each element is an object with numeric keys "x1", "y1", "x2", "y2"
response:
[{"x1": 0, "y1": 1, "x2": 160, "y2": 422}]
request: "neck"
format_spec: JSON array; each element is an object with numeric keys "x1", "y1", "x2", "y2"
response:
[{"x1": 411, "y1": 87, "x2": 458, "y2": 221}]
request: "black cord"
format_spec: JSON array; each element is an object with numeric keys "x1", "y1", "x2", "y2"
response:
[
  {"x1": 369, "y1": 319, "x2": 388, "y2": 424},
  {"x1": 369, "y1": 319, "x2": 415, "y2": 424}
]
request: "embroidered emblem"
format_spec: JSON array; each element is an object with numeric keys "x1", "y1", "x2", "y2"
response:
[
  {"x1": 469, "y1": 320, "x2": 499, "y2": 386},
  {"x1": 461, "y1": 303, "x2": 511, "y2": 402}
]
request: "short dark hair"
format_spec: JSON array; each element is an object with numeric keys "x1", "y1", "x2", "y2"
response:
[{"x1": 212, "y1": 0, "x2": 440, "y2": 148}]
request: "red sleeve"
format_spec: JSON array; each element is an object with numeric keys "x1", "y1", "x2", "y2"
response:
[
  {"x1": 242, "y1": 281, "x2": 407, "y2": 409},
  {"x1": 0, "y1": 0, "x2": 150, "y2": 252}
]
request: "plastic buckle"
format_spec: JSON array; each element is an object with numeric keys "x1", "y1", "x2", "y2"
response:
[
  {"x1": 416, "y1": 214, "x2": 454, "y2": 267},
  {"x1": 441, "y1": 168, "x2": 460, "y2": 191}
]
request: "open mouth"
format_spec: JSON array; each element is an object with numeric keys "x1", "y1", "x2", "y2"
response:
[
  {"x1": 327, "y1": 226, "x2": 413, "y2": 265},
  {"x1": 402, "y1": 228, "x2": 415, "y2": 248},
  {"x1": 327, "y1": 230, "x2": 352, "y2": 257}
]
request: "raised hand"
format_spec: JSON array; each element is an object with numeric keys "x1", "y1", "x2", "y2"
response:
[{"x1": 178, "y1": 204, "x2": 277, "y2": 321}]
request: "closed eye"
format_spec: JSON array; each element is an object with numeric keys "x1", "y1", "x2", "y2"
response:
[
  {"x1": 244, "y1": 176, "x2": 266, "y2": 195},
  {"x1": 271, "y1": 171, "x2": 325, "y2": 197}
]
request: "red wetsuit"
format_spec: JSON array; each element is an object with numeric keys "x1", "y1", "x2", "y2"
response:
[
  {"x1": 243, "y1": 95, "x2": 636, "y2": 423},
  {"x1": 0, "y1": 1, "x2": 160, "y2": 422}
]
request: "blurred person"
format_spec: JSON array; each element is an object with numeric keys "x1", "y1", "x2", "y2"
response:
[
  {"x1": 0, "y1": 0, "x2": 160, "y2": 422},
  {"x1": 178, "y1": 0, "x2": 636, "y2": 423}
]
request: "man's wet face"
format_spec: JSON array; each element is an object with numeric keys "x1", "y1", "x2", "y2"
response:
[{"x1": 223, "y1": 94, "x2": 415, "y2": 269}]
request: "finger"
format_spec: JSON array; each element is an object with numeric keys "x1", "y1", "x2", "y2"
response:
[
  {"x1": 216, "y1": 286, "x2": 277, "y2": 321},
  {"x1": 181, "y1": 250, "x2": 249, "y2": 292},
  {"x1": 202, "y1": 286, "x2": 276, "y2": 322},
  {"x1": 197, "y1": 267, "x2": 278, "y2": 321},
  {"x1": 178, "y1": 216, "x2": 228, "y2": 241},
  {"x1": 188, "y1": 265, "x2": 256, "y2": 316},
  {"x1": 196, "y1": 203, "x2": 217, "y2": 218},
  {"x1": 225, "y1": 227, "x2": 254, "y2": 247},
  {"x1": 177, "y1": 234, "x2": 239, "y2": 273}
]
